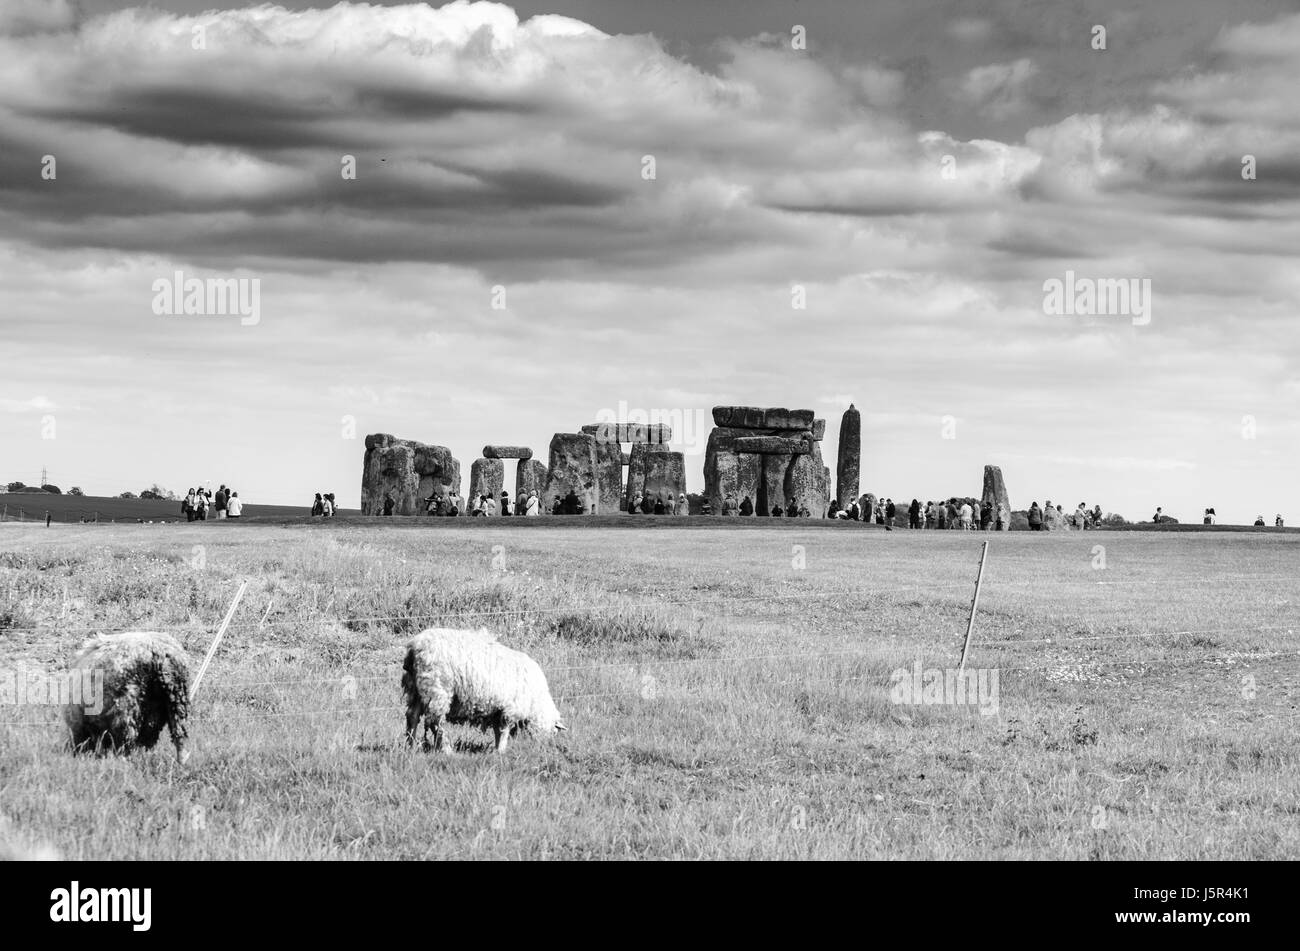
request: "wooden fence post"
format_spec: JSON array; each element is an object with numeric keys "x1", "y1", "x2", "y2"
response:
[
  {"x1": 190, "y1": 581, "x2": 249, "y2": 701},
  {"x1": 958, "y1": 541, "x2": 989, "y2": 673}
]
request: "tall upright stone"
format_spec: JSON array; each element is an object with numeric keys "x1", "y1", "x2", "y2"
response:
[
  {"x1": 704, "y1": 428, "x2": 762, "y2": 513},
  {"x1": 981, "y1": 465, "x2": 1011, "y2": 530},
  {"x1": 594, "y1": 440, "x2": 624, "y2": 513},
  {"x1": 543, "y1": 433, "x2": 600, "y2": 513},
  {"x1": 469, "y1": 457, "x2": 504, "y2": 502},
  {"x1": 786, "y1": 442, "x2": 829, "y2": 517},
  {"x1": 516, "y1": 458, "x2": 548, "y2": 501},
  {"x1": 836, "y1": 403, "x2": 861, "y2": 508},
  {"x1": 759, "y1": 454, "x2": 791, "y2": 515},
  {"x1": 625, "y1": 444, "x2": 686, "y2": 510},
  {"x1": 361, "y1": 434, "x2": 460, "y2": 515}
]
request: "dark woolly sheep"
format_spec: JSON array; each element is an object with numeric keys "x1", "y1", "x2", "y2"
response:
[{"x1": 64, "y1": 632, "x2": 192, "y2": 764}]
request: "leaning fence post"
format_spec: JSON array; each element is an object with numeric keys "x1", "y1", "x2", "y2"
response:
[
  {"x1": 190, "y1": 580, "x2": 249, "y2": 700},
  {"x1": 958, "y1": 541, "x2": 989, "y2": 673}
]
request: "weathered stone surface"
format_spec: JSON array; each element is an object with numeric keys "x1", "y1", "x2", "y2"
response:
[
  {"x1": 580, "y1": 423, "x2": 672, "y2": 444},
  {"x1": 759, "y1": 454, "x2": 792, "y2": 514},
  {"x1": 981, "y1": 465, "x2": 1011, "y2": 531},
  {"x1": 594, "y1": 440, "x2": 624, "y2": 513},
  {"x1": 361, "y1": 433, "x2": 460, "y2": 515},
  {"x1": 482, "y1": 445, "x2": 532, "y2": 460},
  {"x1": 709, "y1": 426, "x2": 813, "y2": 453},
  {"x1": 469, "y1": 457, "x2": 504, "y2": 501},
  {"x1": 703, "y1": 406, "x2": 828, "y2": 515},
  {"x1": 516, "y1": 458, "x2": 548, "y2": 500},
  {"x1": 786, "y1": 442, "x2": 829, "y2": 517},
  {"x1": 732, "y1": 435, "x2": 811, "y2": 455},
  {"x1": 543, "y1": 433, "x2": 599, "y2": 514},
  {"x1": 704, "y1": 430, "x2": 761, "y2": 514},
  {"x1": 836, "y1": 403, "x2": 861, "y2": 508},
  {"x1": 712, "y1": 406, "x2": 815, "y2": 430},
  {"x1": 625, "y1": 444, "x2": 686, "y2": 511}
]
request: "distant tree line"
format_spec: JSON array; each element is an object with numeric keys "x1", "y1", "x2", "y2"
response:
[
  {"x1": 4, "y1": 481, "x2": 62, "y2": 494},
  {"x1": 4, "y1": 481, "x2": 174, "y2": 500}
]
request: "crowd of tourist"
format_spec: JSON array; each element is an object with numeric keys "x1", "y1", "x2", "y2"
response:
[
  {"x1": 182, "y1": 484, "x2": 243, "y2": 521},
  {"x1": 1025, "y1": 501, "x2": 1103, "y2": 531},
  {"x1": 628, "y1": 491, "x2": 690, "y2": 515},
  {"x1": 718, "y1": 494, "x2": 811, "y2": 517},
  {"x1": 366, "y1": 485, "x2": 1289, "y2": 528}
]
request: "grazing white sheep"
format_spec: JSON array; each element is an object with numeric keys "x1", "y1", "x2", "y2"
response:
[
  {"x1": 64, "y1": 631, "x2": 192, "y2": 764},
  {"x1": 402, "y1": 627, "x2": 566, "y2": 754}
]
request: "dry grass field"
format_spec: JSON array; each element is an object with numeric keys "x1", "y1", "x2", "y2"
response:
[{"x1": 1, "y1": 519, "x2": 1296, "y2": 859}]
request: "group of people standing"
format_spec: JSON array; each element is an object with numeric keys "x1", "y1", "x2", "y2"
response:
[
  {"x1": 182, "y1": 484, "x2": 242, "y2": 521},
  {"x1": 719, "y1": 494, "x2": 811, "y2": 517},
  {"x1": 471, "y1": 490, "x2": 542, "y2": 516},
  {"x1": 826, "y1": 496, "x2": 1010, "y2": 530},
  {"x1": 311, "y1": 493, "x2": 338, "y2": 517},
  {"x1": 380, "y1": 488, "x2": 547, "y2": 517},
  {"x1": 628, "y1": 492, "x2": 690, "y2": 515},
  {"x1": 1027, "y1": 501, "x2": 1101, "y2": 531}
]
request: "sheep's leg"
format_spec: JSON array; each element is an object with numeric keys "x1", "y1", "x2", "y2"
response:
[
  {"x1": 405, "y1": 704, "x2": 423, "y2": 749},
  {"x1": 426, "y1": 712, "x2": 452, "y2": 754},
  {"x1": 165, "y1": 678, "x2": 191, "y2": 766},
  {"x1": 167, "y1": 709, "x2": 190, "y2": 765},
  {"x1": 493, "y1": 712, "x2": 511, "y2": 754}
]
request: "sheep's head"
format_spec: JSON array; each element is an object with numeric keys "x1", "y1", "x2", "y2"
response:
[{"x1": 528, "y1": 698, "x2": 566, "y2": 735}]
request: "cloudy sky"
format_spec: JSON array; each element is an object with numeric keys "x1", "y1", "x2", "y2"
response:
[{"x1": 1, "y1": 0, "x2": 1297, "y2": 521}]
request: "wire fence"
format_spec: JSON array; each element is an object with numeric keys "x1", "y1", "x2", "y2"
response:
[
  {"x1": 2, "y1": 544, "x2": 1298, "y2": 730},
  {"x1": 2, "y1": 617, "x2": 1296, "y2": 728},
  {"x1": 2, "y1": 570, "x2": 1298, "y2": 637}
]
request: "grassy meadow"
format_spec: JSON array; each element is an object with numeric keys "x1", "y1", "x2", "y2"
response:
[{"x1": 1, "y1": 518, "x2": 1297, "y2": 859}]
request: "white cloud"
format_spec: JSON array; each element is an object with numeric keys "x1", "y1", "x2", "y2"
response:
[{"x1": 0, "y1": 3, "x2": 1296, "y2": 524}]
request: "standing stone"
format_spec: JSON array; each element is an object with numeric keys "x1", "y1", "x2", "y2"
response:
[
  {"x1": 704, "y1": 429, "x2": 760, "y2": 514},
  {"x1": 516, "y1": 458, "x2": 548, "y2": 501},
  {"x1": 836, "y1": 403, "x2": 861, "y2": 508},
  {"x1": 787, "y1": 442, "x2": 829, "y2": 517},
  {"x1": 543, "y1": 433, "x2": 599, "y2": 514},
  {"x1": 760, "y1": 455, "x2": 792, "y2": 515},
  {"x1": 469, "y1": 457, "x2": 504, "y2": 502},
  {"x1": 361, "y1": 434, "x2": 460, "y2": 515},
  {"x1": 594, "y1": 440, "x2": 624, "y2": 513},
  {"x1": 625, "y1": 444, "x2": 686, "y2": 511},
  {"x1": 981, "y1": 465, "x2": 1011, "y2": 529}
]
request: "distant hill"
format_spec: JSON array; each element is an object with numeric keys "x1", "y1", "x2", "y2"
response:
[{"x1": 0, "y1": 493, "x2": 352, "y2": 523}]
